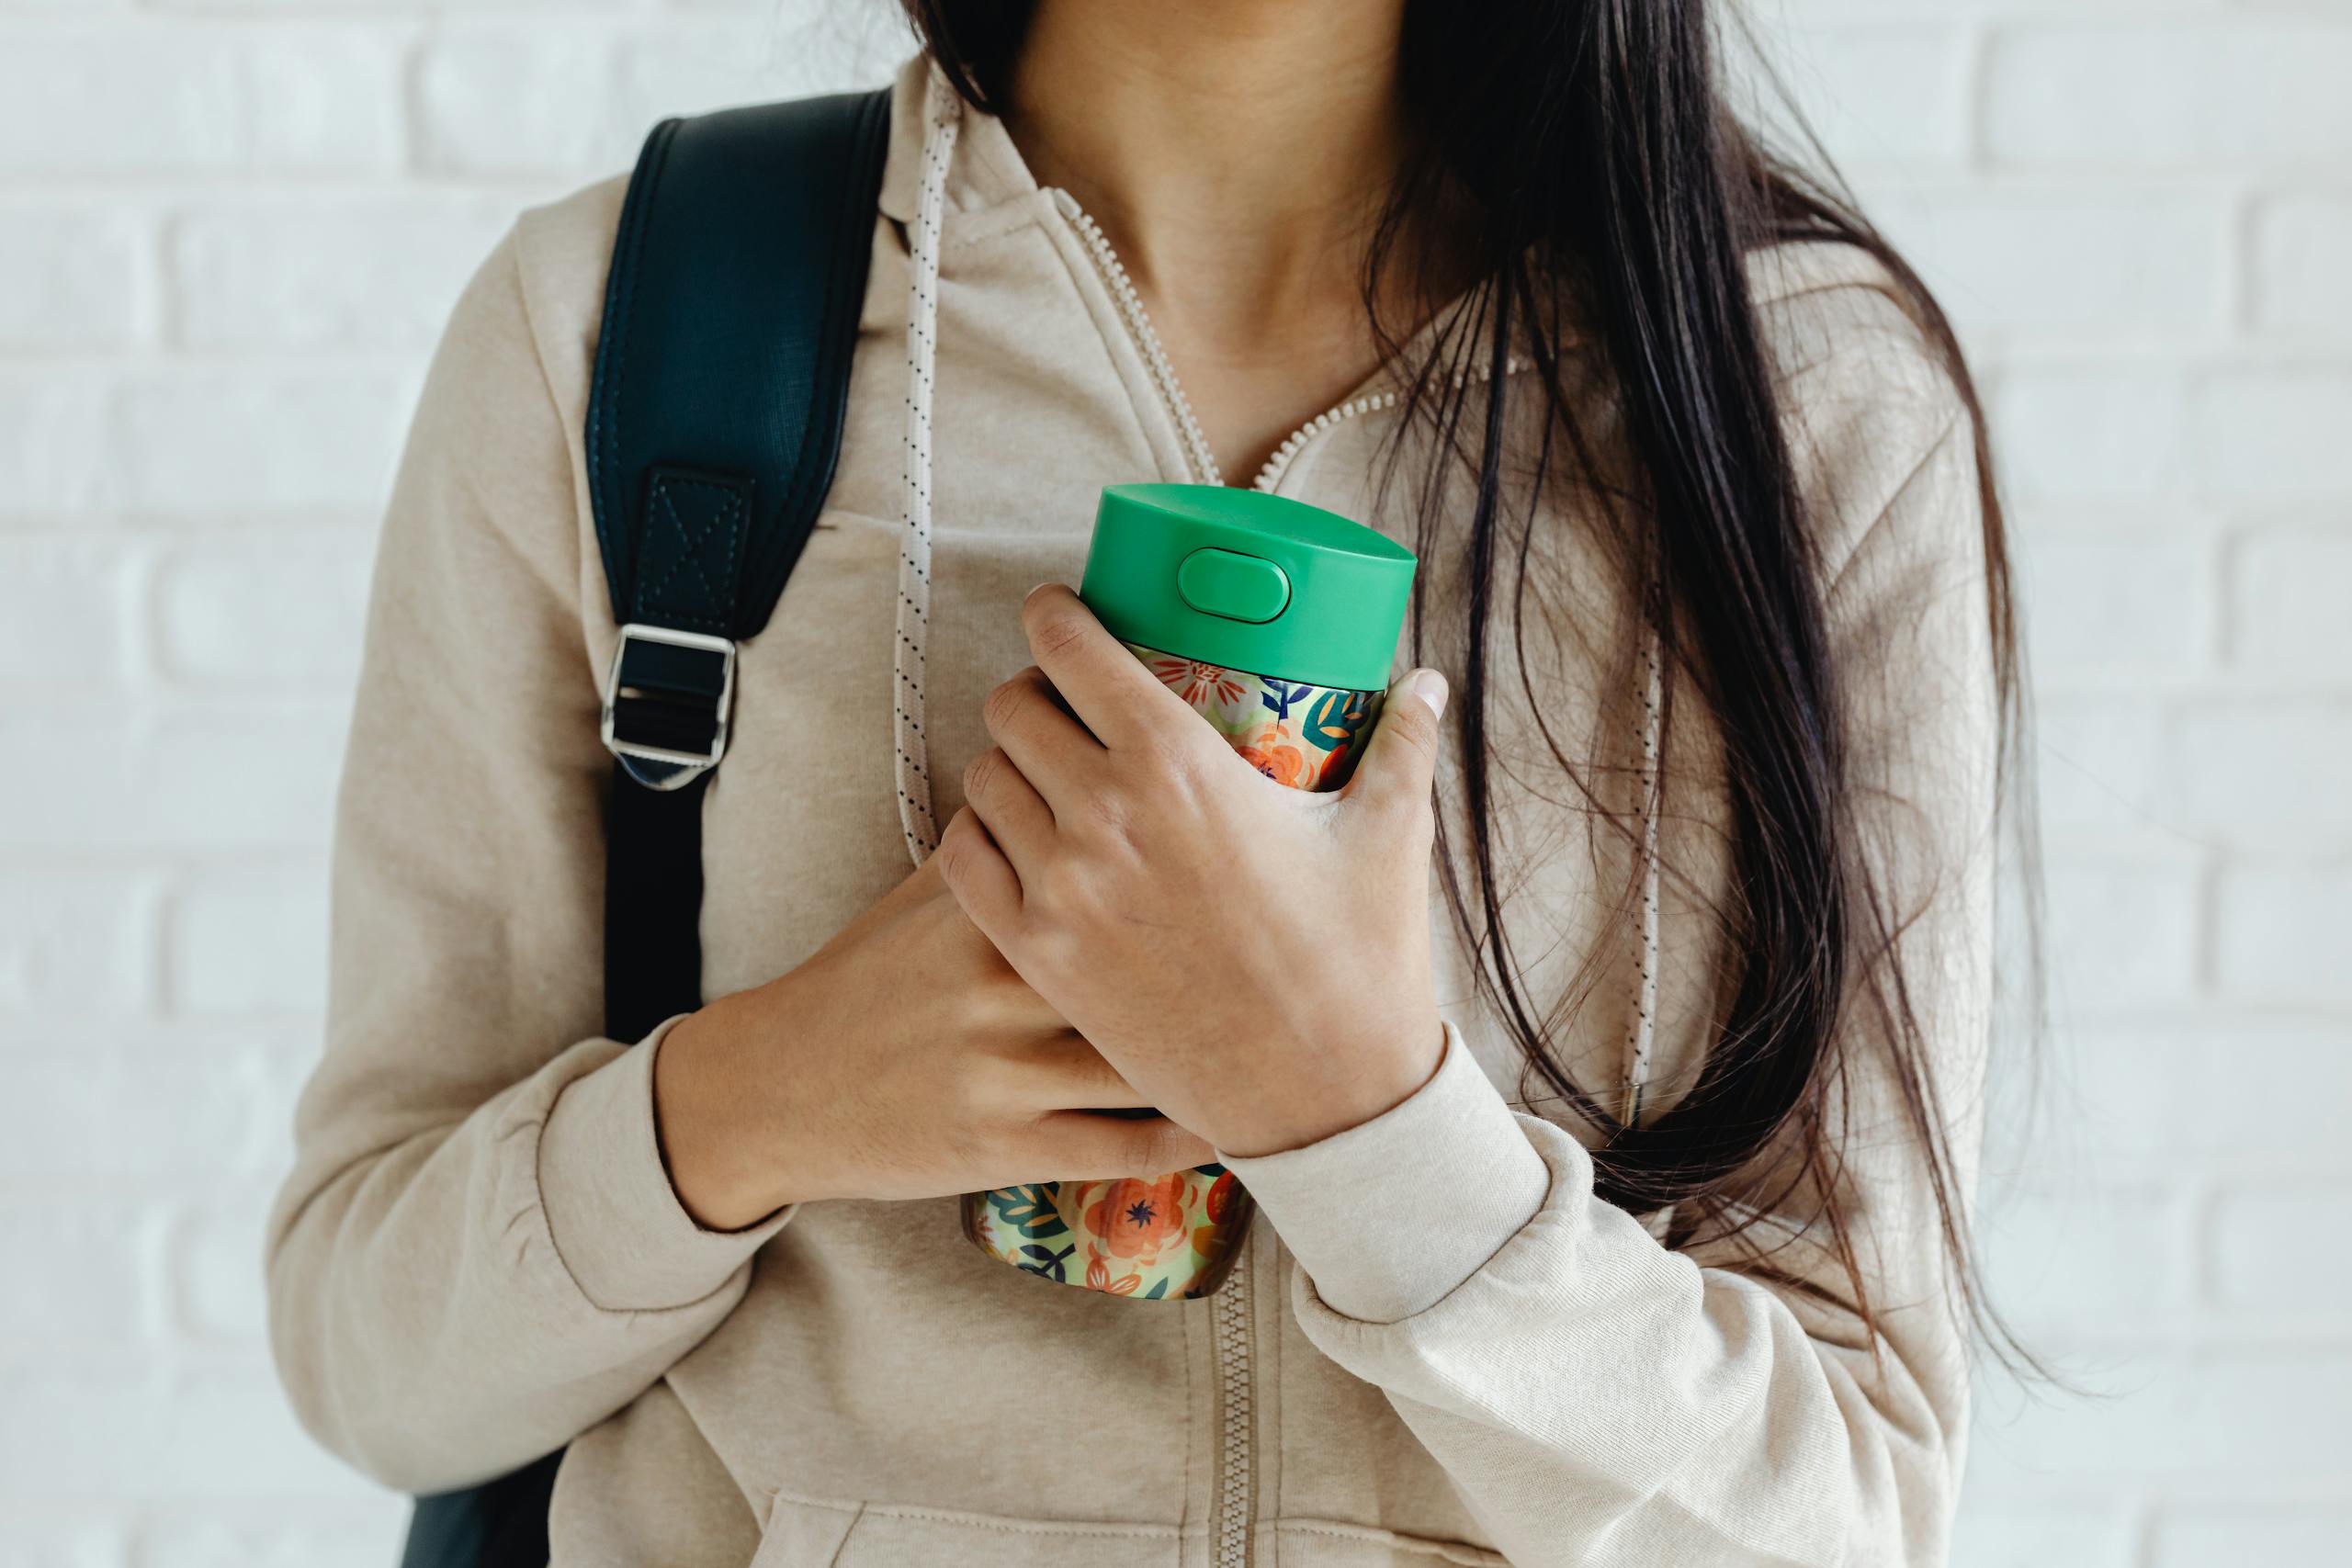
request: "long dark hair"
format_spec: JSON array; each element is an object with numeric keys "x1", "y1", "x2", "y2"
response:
[{"x1": 901, "y1": 0, "x2": 2030, "y2": 1357}]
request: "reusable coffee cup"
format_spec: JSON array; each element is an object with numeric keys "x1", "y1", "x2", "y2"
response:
[{"x1": 961, "y1": 482, "x2": 1419, "y2": 1300}]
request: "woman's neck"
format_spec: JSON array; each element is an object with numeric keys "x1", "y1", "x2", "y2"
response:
[{"x1": 1002, "y1": 0, "x2": 1420, "y2": 480}]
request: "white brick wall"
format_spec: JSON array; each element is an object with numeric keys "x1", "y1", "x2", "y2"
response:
[{"x1": 0, "y1": 3, "x2": 2342, "y2": 1564}]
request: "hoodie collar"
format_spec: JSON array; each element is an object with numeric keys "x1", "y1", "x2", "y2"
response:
[
  {"x1": 869, "y1": 51, "x2": 1894, "y2": 393},
  {"x1": 876, "y1": 53, "x2": 1039, "y2": 228}
]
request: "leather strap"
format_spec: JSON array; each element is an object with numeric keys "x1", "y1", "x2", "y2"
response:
[
  {"x1": 591, "y1": 87, "x2": 891, "y2": 1045},
  {"x1": 400, "y1": 84, "x2": 894, "y2": 1568},
  {"x1": 588, "y1": 90, "x2": 892, "y2": 640},
  {"x1": 604, "y1": 770, "x2": 714, "y2": 1044}
]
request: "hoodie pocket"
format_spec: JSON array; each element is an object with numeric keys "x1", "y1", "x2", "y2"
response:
[
  {"x1": 842, "y1": 1509, "x2": 1182, "y2": 1567},
  {"x1": 756, "y1": 1493, "x2": 1183, "y2": 1568},
  {"x1": 748, "y1": 1494, "x2": 861, "y2": 1567}
]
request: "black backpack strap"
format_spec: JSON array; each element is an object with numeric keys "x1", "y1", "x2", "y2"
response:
[
  {"x1": 399, "y1": 85, "x2": 892, "y2": 1568},
  {"x1": 591, "y1": 86, "x2": 892, "y2": 1042}
]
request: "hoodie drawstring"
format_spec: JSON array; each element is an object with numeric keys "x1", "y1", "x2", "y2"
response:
[
  {"x1": 894, "y1": 72, "x2": 960, "y2": 867},
  {"x1": 1624, "y1": 613, "x2": 1665, "y2": 1124}
]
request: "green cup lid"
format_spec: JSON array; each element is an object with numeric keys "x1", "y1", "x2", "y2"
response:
[{"x1": 1079, "y1": 484, "x2": 1417, "y2": 693}]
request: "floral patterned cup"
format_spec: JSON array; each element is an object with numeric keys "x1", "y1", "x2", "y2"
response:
[{"x1": 960, "y1": 644, "x2": 1384, "y2": 1300}]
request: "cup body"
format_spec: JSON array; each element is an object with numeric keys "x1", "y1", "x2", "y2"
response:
[
  {"x1": 960, "y1": 642, "x2": 1385, "y2": 1299},
  {"x1": 1123, "y1": 642, "x2": 1385, "y2": 791}
]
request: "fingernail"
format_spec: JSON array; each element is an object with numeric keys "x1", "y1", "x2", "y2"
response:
[{"x1": 1410, "y1": 668, "x2": 1450, "y2": 721}]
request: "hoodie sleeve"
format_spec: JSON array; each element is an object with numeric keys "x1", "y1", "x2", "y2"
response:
[
  {"x1": 264, "y1": 223, "x2": 792, "y2": 1495},
  {"x1": 1223, "y1": 307, "x2": 1995, "y2": 1568}
]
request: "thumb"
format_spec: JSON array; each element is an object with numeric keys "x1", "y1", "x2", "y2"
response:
[{"x1": 1342, "y1": 668, "x2": 1449, "y2": 814}]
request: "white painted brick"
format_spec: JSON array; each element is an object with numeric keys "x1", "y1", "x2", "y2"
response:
[
  {"x1": 2032, "y1": 696, "x2": 2167, "y2": 848},
  {"x1": 172, "y1": 199, "x2": 509, "y2": 352},
  {"x1": 610, "y1": 20, "x2": 860, "y2": 130},
  {"x1": 415, "y1": 30, "x2": 622, "y2": 175},
  {"x1": 2155, "y1": 701, "x2": 2352, "y2": 853},
  {"x1": 1988, "y1": 1352, "x2": 2352, "y2": 1479},
  {"x1": 241, "y1": 28, "x2": 406, "y2": 172},
  {"x1": 1948, "y1": 1498, "x2": 2132, "y2": 1568},
  {"x1": 0, "y1": 1051, "x2": 268, "y2": 1181},
  {"x1": 0, "y1": 1358, "x2": 369, "y2": 1499},
  {"x1": 2215, "y1": 867, "x2": 2352, "y2": 1008},
  {"x1": 416, "y1": 16, "x2": 874, "y2": 178},
  {"x1": 143, "y1": 713, "x2": 348, "y2": 852},
  {"x1": 2025, "y1": 532, "x2": 2213, "y2": 682},
  {"x1": 0, "y1": 710, "x2": 345, "y2": 853},
  {"x1": 2152, "y1": 1509, "x2": 2352, "y2": 1568},
  {"x1": 0, "y1": 537, "x2": 133, "y2": 693},
  {"x1": 0, "y1": 872, "x2": 150, "y2": 1016},
  {"x1": 1979, "y1": 1180, "x2": 2190, "y2": 1334},
  {"x1": 104, "y1": 369, "x2": 412, "y2": 515},
  {"x1": 153, "y1": 536, "x2": 373, "y2": 692},
  {"x1": 2207, "y1": 1189, "x2": 2352, "y2": 1308},
  {"x1": 2251, "y1": 197, "x2": 2352, "y2": 342},
  {"x1": 2232, "y1": 529, "x2": 2352, "y2": 675},
  {"x1": 0, "y1": 376, "x2": 107, "y2": 517},
  {"x1": 2175, "y1": 1025, "x2": 2352, "y2": 1173},
  {"x1": 2043, "y1": 856, "x2": 2203, "y2": 1012},
  {"x1": 147, "y1": 0, "x2": 573, "y2": 7},
  {"x1": 1870, "y1": 193, "x2": 2227, "y2": 341},
  {"x1": 0, "y1": 1199, "x2": 155, "y2": 1343},
  {"x1": 132, "y1": 1502, "x2": 414, "y2": 1568},
  {"x1": 169, "y1": 1202, "x2": 268, "y2": 1343},
  {"x1": 0, "y1": 1525, "x2": 125, "y2": 1568},
  {"x1": 2188, "y1": 369, "x2": 2352, "y2": 504},
  {"x1": 242, "y1": 1065, "x2": 305, "y2": 1197},
  {"x1": 0, "y1": 208, "x2": 151, "y2": 351},
  {"x1": 1984, "y1": 24, "x2": 2352, "y2": 167},
  {"x1": 1763, "y1": 26, "x2": 1972, "y2": 168},
  {"x1": 2054, "y1": 1025, "x2": 2189, "y2": 1167},
  {"x1": 1784, "y1": 1, "x2": 2241, "y2": 14},
  {"x1": 164, "y1": 865, "x2": 330, "y2": 1016},
  {"x1": 0, "y1": 32, "x2": 243, "y2": 174},
  {"x1": 1990, "y1": 365, "x2": 2191, "y2": 502},
  {"x1": 0, "y1": 26, "x2": 400, "y2": 175},
  {"x1": 2060, "y1": 1023, "x2": 2352, "y2": 1176}
]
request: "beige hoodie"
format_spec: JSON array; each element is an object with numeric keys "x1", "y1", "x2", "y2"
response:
[{"x1": 268, "y1": 55, "x2": 1995, "y2": 1568}]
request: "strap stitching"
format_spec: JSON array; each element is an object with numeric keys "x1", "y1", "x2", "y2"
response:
[{"x1": 640, "y1": 475, "x2": 743, "y2": 631}]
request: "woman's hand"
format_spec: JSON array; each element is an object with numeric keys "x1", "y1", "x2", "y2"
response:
[
  {"x1": 653, "y1": 852, "x2": 1213, "y2": 1231},
  {"x1": 938, "y1": 584, "x2": 1450, "y2": 1160}
]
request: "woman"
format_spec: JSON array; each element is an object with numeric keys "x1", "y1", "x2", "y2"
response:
[{"x1": 268, "y1": 1, "x2": 2020, "y2": 1563}]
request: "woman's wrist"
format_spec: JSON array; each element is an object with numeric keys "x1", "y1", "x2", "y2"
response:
[
  {"x1": 1208, "y1": 1016, "x2": 1447, "y2": 1159},
  {"x1": 652, "y1": 992, "x2": 799, "y2": 1232}
]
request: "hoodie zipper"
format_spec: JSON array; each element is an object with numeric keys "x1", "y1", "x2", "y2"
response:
[
  {"x1": 1055, "y1": 188, "x2": 1276, "y2": 1568},
  {"x1": 1057, "y1": 188, "x2": 1414, "y2": 506},
  {"x1": 1057, "y1": 188, "x2": 1457, "y2": 1568},
  {"x1": 1210, "y1": 1245, "x2": 1256, "y2": 1568},
  {"x1": 1057, "y1": 192, "x2": 1227, "y2": 488},
  {"x1": 1247, "y1": 389, "x2": 1402, "y2": 494}
]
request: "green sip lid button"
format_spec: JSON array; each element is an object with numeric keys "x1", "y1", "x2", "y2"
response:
[
  {"x1": 1176, "y1": 547, "x2": 1291, "y2": 624},
  {"x1": 1081, "y1": 483, "x2": 1417, "y2": 692}
]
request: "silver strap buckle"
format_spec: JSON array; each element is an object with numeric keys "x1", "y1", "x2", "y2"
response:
[{"x1": 600, "y1": 623, "x2": 737, "y2": 791}]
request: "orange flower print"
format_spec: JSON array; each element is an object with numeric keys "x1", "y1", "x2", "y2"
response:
[
  {"x1": 1149, "y1": 656, "x2": 1246, "y2": 710},
  {"x1": 1232, "y1": 724, "x2": 1307, "y2": 789},
  {"x1": 1086, "y1": 1244, "x2": 1143, "y2": 1295},
  {"x1": 1193, "y1": 1170, "x2": 1244, "y2": 1263},
  {"x1": 1081, "y1": 1173, "x2": 1193, "y2": 1263},
  {"x1": 1204, "y1": 1169, "x2": 1239, "y2": 1224}
]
